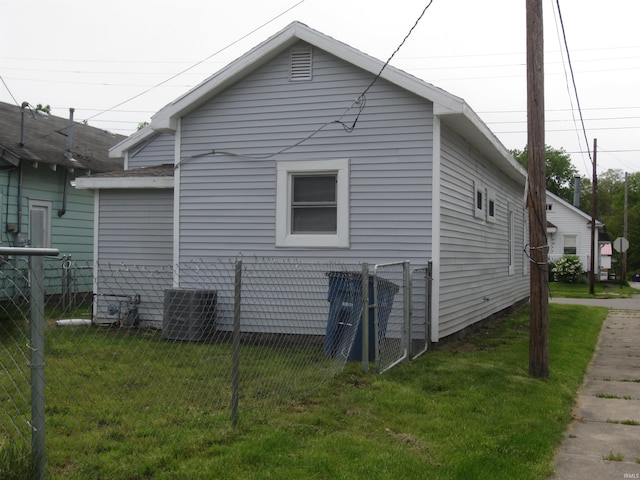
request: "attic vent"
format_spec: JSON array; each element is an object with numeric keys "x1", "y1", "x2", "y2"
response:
[{"x1": 290, "y1": 46, "x2": 312, "y2": 81}]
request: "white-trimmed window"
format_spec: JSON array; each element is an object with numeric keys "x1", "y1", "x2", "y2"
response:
[
  {"x1": 276, "y1": 159, "x2": 349, "y2": 248},
  {"x1": 563, "y1": 235, "x2": 577, "y2": 255},
  {"x1": 473, "y1": 181, "x2": 485, "y2": 220},
  {"x1": 487, "y1": 188, "x2": 496, "y2": 223},
  {"x1": 508, "y1": 203, "x2": 514, "y2": 275}
]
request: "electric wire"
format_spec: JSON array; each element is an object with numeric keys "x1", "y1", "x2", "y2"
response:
[
  {"x1": 550, "y1": 0, "x2": 590, "y2": 176},
  {"x1": 0, "y1": 74, "x2": 19, "y2": 107},
  {"x1": 175, "y1": 0, "x2": 435, "y2": 166},
  {"x1": 554, "y1": 0, "x2": 593, "y2": 165},
  {"x1": 82, "y1": 0, "x2": 307, "y2": 124},
  {"x1": 335, "y1": 0, "x2": 434, "y2": 133}
]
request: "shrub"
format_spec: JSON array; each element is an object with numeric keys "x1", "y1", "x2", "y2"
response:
[{"x1": 552, "y1": 255, "x2": 584, "y2": 284}]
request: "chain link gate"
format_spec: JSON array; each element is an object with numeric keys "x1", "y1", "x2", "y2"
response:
[
  {"x1": 410, "y1": 262, "x2": 432, "y2": 360},
  {"x1": 367, "y1": 261, "x2": 432, "y2": 373},
  {"x1": 373, "y1": 262, "x2": 408, "y2": 373}
]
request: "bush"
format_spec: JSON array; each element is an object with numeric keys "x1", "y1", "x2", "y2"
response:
[{"x1": 552, "y1": 255, "x2": 584, "y2": 284}]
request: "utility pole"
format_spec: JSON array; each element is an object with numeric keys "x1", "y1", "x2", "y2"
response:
[
  {"x1": 589, "y1": 139, "x2": 597, "y2": 294},
  {"x1": 527, "y1": 0, "x2": 548, "y2": 378},
  {"x1": 623, "y1": 171, "x2": 628, "y2": 281}
]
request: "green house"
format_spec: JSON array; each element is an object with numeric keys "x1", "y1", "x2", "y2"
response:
[{"x1": 0, "y1": 101, "x2": 124, "y2": 301}]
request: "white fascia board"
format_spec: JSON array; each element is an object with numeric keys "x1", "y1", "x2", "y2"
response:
[
  {"x1": 75, "y1": 176, "x2": 174, "y2": 189},
  {"x1": 109, "y1": 124, "x2": 157, "y2": 159},
  {"x1": 437, "y1": 103, "x2": 527, "y2": 186},
  {"x1": 152, "y1": 24, "x2": 302, "y2": 131},
  {"x1": 150, "y1": 21, "x2": 467, "y2": 133}
]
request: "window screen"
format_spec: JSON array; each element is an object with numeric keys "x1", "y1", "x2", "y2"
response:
[{"x1": 291, "y1": 174, "x2": 337, "y2": 233}]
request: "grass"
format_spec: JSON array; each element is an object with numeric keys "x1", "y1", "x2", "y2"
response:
[
  {"x1": 549, "y1": 280, "x2": 639, "y2": 298},
  {"x1": 603, "y1": 451, "x2": 625, "y2": 462},
  {"x1": 607, "y1": 419, "x2": 640, "y2": 426},
  {"x1": 596, "y1": 394, "x2": 633, "y2": 400},
  {"x1": 1, "y1": 303, "x2": 607, "y2": 479},
  {"x1": 0, "y1": 440, "x2": 32, "y2": 480}
]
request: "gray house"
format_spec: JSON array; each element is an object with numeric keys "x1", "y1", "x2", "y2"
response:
[{"x1": 76, "y1": 22, "x2": 529, "y2": 342}]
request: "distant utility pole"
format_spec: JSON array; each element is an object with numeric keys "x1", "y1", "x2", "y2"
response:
[
  {"x1": 624, "y1": 171, "x2": 628, "y2": 280},
  {"x1": 589, "y1": 139, "x2": 597, "y2": 295},
  {"x1": 526, "y1": 0, "x2": 549, "y2": 379}
]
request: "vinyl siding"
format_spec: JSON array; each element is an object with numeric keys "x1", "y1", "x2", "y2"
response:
[
  {"x1": 546, "y1": 195, "x2": 598, "y2": 271},
  {"x1": 127, "y1": 133, "x2": 175, "y2": 169},
  {"x1": 178, "y1": 42, "x2": 434, "y2": 265},
  {"x1": 95, "y1": 189, "x2": 173, "y2": 326},
  {"x1": 0, "y1": 164, "x2": 96, "y2": 297},
  {"x1": 172, "y1": 42, "x2": 433, "y2": 335},
  {"x1": 438, "y1": 125, "x2": 528, "y2": 338}
]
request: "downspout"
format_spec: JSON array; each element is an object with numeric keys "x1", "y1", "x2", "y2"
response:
[
  {"x1": 58, "y1": 108, "x2": 74, "y2": 217},
  {"x1": 16, "y1": 103, "x2": 29, "y2": 241}
]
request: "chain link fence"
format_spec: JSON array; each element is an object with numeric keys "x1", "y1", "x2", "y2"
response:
[{"x1": 1, "y1": 254, "x2": 431, "y2": 477}]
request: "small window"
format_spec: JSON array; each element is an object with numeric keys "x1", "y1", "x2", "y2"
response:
[
  {"x1": 474, "y1": 182, "x2": 485, "y2": 219},
  {"x1": 276, "y1": 159, "x2": 349, "y2": 248},
  {"x1": 508, "y1": 204, "x2": 514, "y2": 275},
  {"x1": 487, "y1": 189, "x2": 496, "y2": 223},
  {"x1": 546, "y1": 203, "x2": 553, "y2": 211},
  {"x1": 564, "y1": 235, "x2": 577, "y2": 255}
]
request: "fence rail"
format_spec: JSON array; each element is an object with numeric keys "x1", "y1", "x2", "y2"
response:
[{"x1": 0, "y1": 254, "x2": 431, "y2": 478}]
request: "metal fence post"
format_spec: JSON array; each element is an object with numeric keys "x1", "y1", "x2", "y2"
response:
[
  {"x1": 30, "y1": 254, "x2": 46, "y2": 480},
  {"x1": 427, "y1": 260, "x2": 433, "y2": 348},
  {"x1": 231, "y1": 259, "x2": 242, "y2": 427},
  {"x1": 403, "y1": 261, "x2": 411, "y2": 360},
  {"x1": 360, "y1": 262, "x2": 369, "y2": 373}
]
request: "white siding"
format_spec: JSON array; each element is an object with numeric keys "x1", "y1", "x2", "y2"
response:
[
  {"x1": 546, "y1": 193, "x2": 598, "y2": 272},
  {"x1": 438, "y1": 125, "x2": 529, "y2": 338}
]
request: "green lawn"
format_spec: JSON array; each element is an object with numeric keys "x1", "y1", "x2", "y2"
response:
[
  {"x1": 549, "y1": 280, "x2": 639, "y2": 298},
  {"x1": 19, "y1": 303, "x2": 604, "y2": 479}
]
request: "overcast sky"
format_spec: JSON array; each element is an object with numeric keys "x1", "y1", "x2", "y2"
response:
[{"x1": 1, "y1": 0, "x2": 638, "y2": 177}]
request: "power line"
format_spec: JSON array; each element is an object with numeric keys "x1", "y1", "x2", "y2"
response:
[
  {"x1": 0, "y1": 74, "x2": 19, "y2": 106},
  {"x1": 178, "y1": 1, "x2": 435, "y2": 162},
  {"x1": 83, "y1": 0, "x2": 307, "y2": 123},
  {"x1": 554, "y1": 0, "x2": 592, "y2": 165}
]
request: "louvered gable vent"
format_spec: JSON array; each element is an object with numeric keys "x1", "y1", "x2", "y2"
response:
[{"x1": 289, "y1": 46, "x2": 312, "y2": 81}]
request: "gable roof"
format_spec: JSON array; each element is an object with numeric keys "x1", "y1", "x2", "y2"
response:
[
  {"x1": 0, "y1": 101, "x2": 125, "y2": 173},
  {"x1": 110, "y1": 21, "x2": 525, "y2": 185},
  {"x1": 546, "y1": 190, "x2": 604, "y2": 228}
]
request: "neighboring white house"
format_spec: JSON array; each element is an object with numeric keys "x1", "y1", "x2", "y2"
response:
[
  {"x1": 545, "y1": 190, "x2": 604, "y2": 273},
  {"x1": 76, "y1": 21, "x2": 530, "y2": 342}
]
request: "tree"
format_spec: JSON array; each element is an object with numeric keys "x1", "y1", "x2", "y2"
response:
[
  {"x1": 579, "y1": 169, "x2": 640, "y2": 276},
  {"x1": 137, "y1": 121, "x2": 150, "y2": 131},
  {"x1": 35, "y1": 103, "x2": 51, "y2": 114},
  {"x1": 512, "y1": 145, "x2": 578, "y2": 203}
]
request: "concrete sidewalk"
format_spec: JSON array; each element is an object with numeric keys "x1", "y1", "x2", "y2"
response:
[{"x1": 549, "y1": 295, "x2": 640, "y2": 479}]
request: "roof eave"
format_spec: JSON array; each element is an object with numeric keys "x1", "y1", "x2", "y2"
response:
[
  {"x1": 436, "y1": 103, "x2": 527, "y2": 186},
  {"x1": 150, "y1": 21, "x2": 466, "y2": 134},
  {"x1": 75, "y1": 176, "x2": 174, "y2": 189},
  {"x1": 109, "y1": 124, "x2": 158, "y2": 159}
]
